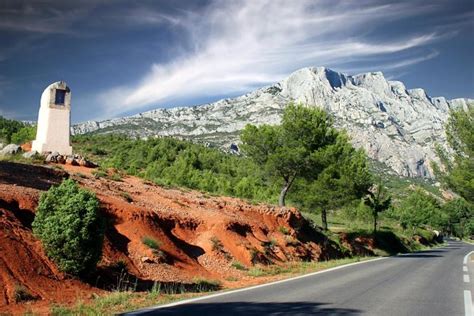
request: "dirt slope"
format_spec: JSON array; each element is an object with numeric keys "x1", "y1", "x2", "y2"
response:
[{"x1": 0, "y1": 161, "x2": 341, "y2": 313}]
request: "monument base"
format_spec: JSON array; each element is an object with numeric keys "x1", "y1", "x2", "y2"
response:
[{"x1": 32, "y1": 140, "x2": 72, "y2": 155}]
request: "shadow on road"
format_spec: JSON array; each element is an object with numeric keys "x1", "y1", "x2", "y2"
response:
[
  {"x1": 393, "y1": 254, "x2": 441, "y2": 258},
  {"x1": 137, "y1": 301, "x2": 361, "y2": 315}
]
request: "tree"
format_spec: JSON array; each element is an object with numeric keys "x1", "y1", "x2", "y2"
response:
[
  {"x1": 301, "y1": 139, "x2": 372, "y2": 230},
  {"x1": 363, "y1": 182, "x2": 391, "y2": 234},
  {"x1": 0, "y1": 116, "x2": 25, "y2": 143},
  {"x1": 32, "y1": 179, "x2": 105, "y2": 276},
  {"x1": 436, "y1": 106, "x2": 474, "y2": 203},
  {"x1": 396, "y1": 189, "x2": 444, "y2": 231},
  {"x1": 241, "y1": 104, "x2": 339, "y2": 206},
  {"x1": 442, "y1": 198, "x2": 474, "y2": 237}
]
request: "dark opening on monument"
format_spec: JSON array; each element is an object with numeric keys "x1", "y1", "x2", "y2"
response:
[{"x1": 55, "y1": 89, "x2": 66, "y2": 105}]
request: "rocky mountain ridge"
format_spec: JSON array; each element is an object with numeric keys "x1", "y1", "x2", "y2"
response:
[{"x1": 72, "y1": 67, "x2": 472, "y2": 177}]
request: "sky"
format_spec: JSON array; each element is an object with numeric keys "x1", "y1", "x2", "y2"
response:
[{"x1": 0, "y1": 0, "x2": 473, "y2": 123}]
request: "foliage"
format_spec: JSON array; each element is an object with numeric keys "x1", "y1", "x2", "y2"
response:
[
  {"x1": 296, "y1": 141, "x2": 372, "y2": 229},
  {"x1": 363, "y1": 182, "x2": 391, "y2": 233},
  {"x1": 392, "y1": 189, "x2": 446, "y2": 231},
  {"x1": 0, "y1": 116, "x2": 29, "y2": 143},
  {"x1": 32, "y1": 179, "x2": 105, "y2": 276},
  {"x1": 142, "y1": 236, "x2": 161, "y2": 250},
  {"x1": 11, "y1": 125, "x2": 36, "y2": 145},
  {"x1": 436, "y1": 107, "x2": 474, "y2": 203},
  {"x1": 73, "y1": 134, "x2": 279, "y2": 203},
  {"x1": 241, "y1": 104, "x2": 344, "y2": 206},
  {"x1": 231, "y1": 261, "x2": 247, "y2": 270},
  {"x1": 442, "y1": 198, "x2": 474, "y2": 238}
]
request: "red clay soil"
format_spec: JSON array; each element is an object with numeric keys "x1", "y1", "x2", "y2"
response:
[{"x1": 0, "y1": 161, "x2": 341, "y2": 314}]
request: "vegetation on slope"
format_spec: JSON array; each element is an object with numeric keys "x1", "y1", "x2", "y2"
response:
[
  {"x1": 0, "y1": 115, "x2": 36, "y2": 144},
  {"x1": 32, "y1": 179, "x2": 105, "y2": 276}
]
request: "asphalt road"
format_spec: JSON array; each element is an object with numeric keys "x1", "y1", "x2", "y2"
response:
[{"x1": 127, "y1": 240, "x2": 474, "y2": 316}]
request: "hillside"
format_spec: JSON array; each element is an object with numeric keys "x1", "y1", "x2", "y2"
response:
[
  {"x1": 72, "y1": 67, "x2": 472, "y2": 178},
  {"x1": 0, "y1": 161, "x2": 343, "y2": 313}
]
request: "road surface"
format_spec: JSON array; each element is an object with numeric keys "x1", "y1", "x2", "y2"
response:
[{"x1": 127, "y1": 240, "x2": 474, "y2": 316}]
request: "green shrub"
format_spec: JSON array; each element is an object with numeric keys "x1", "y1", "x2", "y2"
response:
[
  {"x1": 32, "y1": 179, "x2": 104, "y2": 276},
  {"x1": 11, "y1": 125, "x2": 36, "y2": 145},
  {"x1": 142, "y1": 236, "x2": 161, "y2": 250},
  {"x1": 278, "y1": 226, "x2": 290, "y2": 235},
  {"x1": 231, "y1": 261, "x2": 247, "y2": 270}
]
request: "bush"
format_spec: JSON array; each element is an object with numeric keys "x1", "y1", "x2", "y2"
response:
[
  {"x1": 32, "y1": 179, "x2": 104, "y2": 276},
  {"x1": 142, "y1": 236, "x2": 161, "y2": 250},
  {"x1": 11, "y1": 125, "x2": 36, "y2": 145}
]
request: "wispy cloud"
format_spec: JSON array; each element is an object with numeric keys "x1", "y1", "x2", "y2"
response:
[
  {"x1": 0, "y1": 3, "x2": 93, "y2": 35},
  {"x1": 98, "y1": 0, "x2": 450, "y2": 116}
]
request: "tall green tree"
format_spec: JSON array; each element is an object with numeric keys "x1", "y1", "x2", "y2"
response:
[
  {"x1": 437, "y1": 106, "x2": 474, "y2": 203},
  {"x1": 363, "y1": 182, "x2": 391, "y2": 234},
  {"x1": 301, "y1": 139, "x2": 372, "y2": 230},
  {"x1": 442, "y1": 198, "x2": 473, "y2": 237},
  {"x1": 241, "y1": 104, "x2": 339, "y2": 206},
  {"x1": 395, "y1": 189, "x2": 445, "y2": 231}
]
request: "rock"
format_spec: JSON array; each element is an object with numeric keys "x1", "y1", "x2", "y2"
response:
[
  {"x1": 0, "y1": 143, "x2": 4, "y2": 150},
  {"x1": 57, "y1": 155, "x2": 66, "y2": 164},
  {"x1": 65, "y1": 157, "x2": 75, "y2": 165},
  {"x1": 71, "y1": 67, "x2": 473, "y2": 178},
  {"x1": 45, "y1": 153, "x2": 54, "y2": 163},
  {"x1": 0, "y1": 144, "x2": 21, "y2": 156},
  {"x1": 22, "y1": 150, "x2": 39, "y2": 159},
  {"x1": 141, "y1": 256, "x2": 154, "y2": 263}
]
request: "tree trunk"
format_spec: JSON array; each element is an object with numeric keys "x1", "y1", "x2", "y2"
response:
[
  {"x1": 278, "y1": 176, "x2": 295, "y2": 207},
  {"x1": 373, "y1": 212, "x2": 378, "y2": 234},
  {"x1": 279, "y1": 181, "x2": 290, "y2": 207},
  {"x1": 321, "y1": 209, "x2": 328, "y2": 231}
]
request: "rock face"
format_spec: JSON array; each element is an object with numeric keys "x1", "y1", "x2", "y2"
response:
[
  {"x1": 0, "y1": 144, "x2": 21, "y2": 156},
  {"x1": 72, "y1": 67, "x2": 473, "y2": 177}
]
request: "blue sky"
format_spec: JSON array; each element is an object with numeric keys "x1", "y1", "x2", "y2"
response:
[{"x1": 0, "y1": 0, "x2": 473, "y2": 123}]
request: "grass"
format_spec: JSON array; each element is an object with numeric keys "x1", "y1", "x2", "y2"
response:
[
  {"x1": 231, "y1": 261, "x2": 247, "y2": 271},
  {"x1": 50, "y1": 291, "x2": 202, "y2": 316},
  {"x1": 192, "y1": 278, "x2": 222, "y2": 292},
  {"x1": 210, "y1": 237, "x2": 224, "y2": 252},
  {"x1": 121, "y1": 191, "x2": 133, "y2": 203},
  {"x1": 142, "y1": 236, "x2": 161, "y2": 250},
  {"x1": 278, "y1": 226, "x2": 290, "y2": 235},
  {"x1": 48, "y1": 256, "x2": 371, "y2": 315}
]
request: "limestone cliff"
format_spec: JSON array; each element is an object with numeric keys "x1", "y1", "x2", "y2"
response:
[{"x1": 72, "y1": 67, "x2": 473, "y2": 177}]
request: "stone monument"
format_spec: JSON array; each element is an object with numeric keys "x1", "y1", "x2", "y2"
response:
[{"x1": 32, "y1": 81, "x2": 73, "y2": 155}]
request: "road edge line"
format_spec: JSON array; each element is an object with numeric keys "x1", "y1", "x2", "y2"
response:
[
  {"x1": 464, "y1": 251, "x2": 474, "y2": 265},
  {"x1": 464, "y1": 290, "x2": 473, "y2": 316},
  {"x1": 125, "y1": 256, "x2": 387, "y2": 315}
]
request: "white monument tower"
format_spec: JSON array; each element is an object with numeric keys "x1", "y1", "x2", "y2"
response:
[{"x1": 32, "y1": 81, "x2": 73, "y2": 155}]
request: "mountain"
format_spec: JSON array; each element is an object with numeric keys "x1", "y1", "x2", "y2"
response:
[{"x1": 72, "y1": 67, "x2": 472, "y2": 178}]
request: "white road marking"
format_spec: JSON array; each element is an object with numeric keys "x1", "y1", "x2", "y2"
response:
[
  {"x1": 125, "y1": 257, "x2": 387, "y2": 315},
  {"x1": 465, "y1": 275, "x2": 471, "y2": 283},
  {"x1": 465, "y1": 290, "x2": 473, "y2": 316},
  {"x1": 465, "y1": 266, "x2": 469, "y2": 272},
  {"x1": 464, "y1": 251, "x2": 474, "y2": 265}
]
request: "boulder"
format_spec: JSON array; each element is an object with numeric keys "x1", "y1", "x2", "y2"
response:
[
  {"x1": 22, "y1": 150, "x2": 39, "y2": 159},
  {"x1": 45, "y1": 153, "x2": 55, "y2": 163},
  {"x1": 0, "y1": 144, "x2": 21, "y2": 156},
  {"x1": 57, "y1": 155, "x2": 66, "y2": 164}
]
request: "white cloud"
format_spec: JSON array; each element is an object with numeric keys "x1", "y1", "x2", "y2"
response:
[{"x1": 99, "y1": 0, "x2": 445, "y2": 116}]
